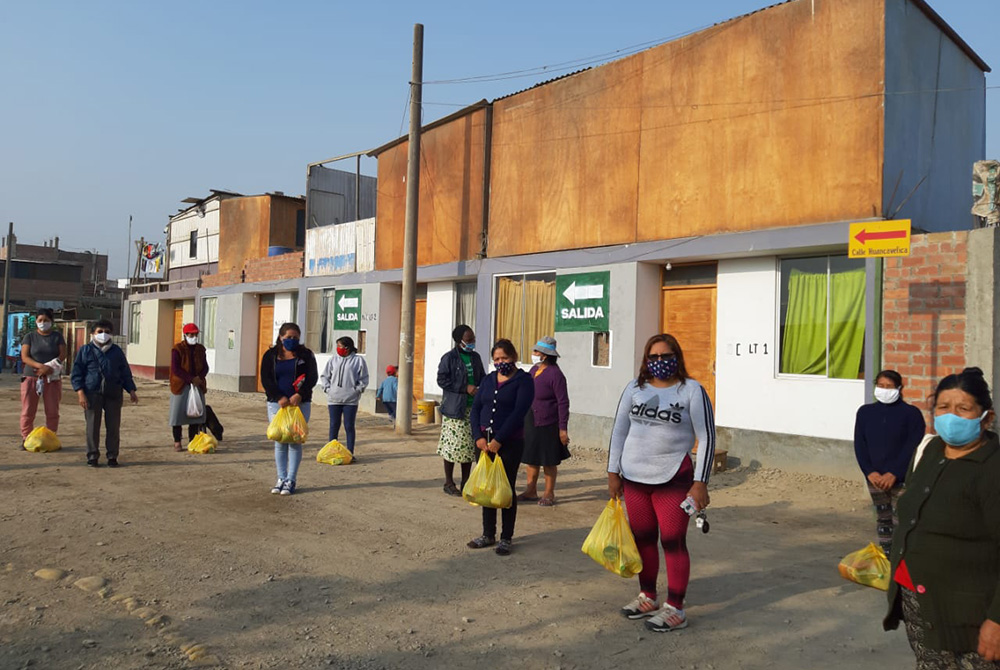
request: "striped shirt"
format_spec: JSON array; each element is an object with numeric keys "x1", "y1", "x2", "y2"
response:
[{"x1": 607, "y1": 378, "x2": 716, "y2": 485}]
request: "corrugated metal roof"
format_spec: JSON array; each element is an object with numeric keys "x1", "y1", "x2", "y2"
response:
[
  {"x1": 493, "y1": 68, "x2": 593, "y2": 102},
  {"x1": 367, "y1": 99, "x2": 490, "y2": 157}
]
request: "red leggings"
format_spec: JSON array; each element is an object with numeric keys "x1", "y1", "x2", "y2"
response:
[{"x1": 623, "y1": 456, "x2": 694, "y2": 609}]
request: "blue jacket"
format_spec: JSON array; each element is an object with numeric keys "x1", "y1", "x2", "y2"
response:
[
  {"x1": 376, "y1": 376, "x2": 398, "y2": 403},
  {"x1": 470, "y1": 369, "x2": 534, "y2": 445},
  {"x1": 71, "y1": 343, "x2": 137, "y2": 396},
  {"x1": 853, "y1": 399, "x2": 926, "y2": 482}
]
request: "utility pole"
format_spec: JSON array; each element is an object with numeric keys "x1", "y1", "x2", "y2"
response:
[
  {"x1": 396, "y1": 23, "x2": 423, "y2": 435},
  {"x1": 1, "y1": 223, "x2": 14, "y2": 372},
  {"x1": 122, "y1": 215, "x2": 132, "y2": 341}
]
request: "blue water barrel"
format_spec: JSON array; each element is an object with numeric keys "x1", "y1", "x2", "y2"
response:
[{"x1": 268, "y1": 246, "x2": 294, "y2": 256}]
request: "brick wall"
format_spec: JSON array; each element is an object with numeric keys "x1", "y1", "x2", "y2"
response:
[
  {"x1": 199, "y1": 252, "x2": 303, "y2": 288},
  {"x1": 882, "y1": 231, "x2": 968, "y2": 418}
]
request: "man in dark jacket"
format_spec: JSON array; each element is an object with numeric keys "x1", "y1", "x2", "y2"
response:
[{"x1": 70, "y1": 320, "x2": 138, "y2": 467}]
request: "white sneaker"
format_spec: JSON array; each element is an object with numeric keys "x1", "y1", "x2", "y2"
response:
[
  {"x1": 271, "y1": 480, "x2": 284, "y2": 495},
  {"x1": 645, "y1": 604, "x2": 688, "y2": 632},
  {"x1": 620, "y1": 593, "x2": 659, "y2": 619},
  {"x1": 279, "y1": 480, "x2": 296, "y2": 496}
]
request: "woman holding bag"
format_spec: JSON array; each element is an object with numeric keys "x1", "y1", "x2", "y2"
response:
[
  {"x1": 467, "y1": 339, "x2": 534, "y2": 556},
  {"x1": 608, "y1": 333, "x2": 715, "y2": 632},
  {"x1": 260, "y1": 323, "x2": 318, "y2": 496},
  {"x1": 169, "y1": 323, "x2": 209, "y2": 452}
]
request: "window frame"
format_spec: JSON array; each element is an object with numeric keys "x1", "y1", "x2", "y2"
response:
[
  {"x1": 491, "y1": 271, "x2": 557, "y2": 367},
  {"x1": 128, "y1": 303, "x2": 141, "y2": 345},
  {"x1": 774, "y1": 254, "x2": 866, "y2": 381},
  {"x1": 188, "y1": 230, "x2": 198, "y2": 259},
  {"x1": 592, "y1": 330, "x2": 613, "y2": 369},
  {"x1": 200, "y1": 297, "x2": 217, "y2": 349}
]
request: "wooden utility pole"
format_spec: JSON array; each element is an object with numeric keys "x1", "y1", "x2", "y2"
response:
[
  {"x1": 396, "y1": 23, "x2": 424, "y2": 435},
  {"x1": 1, "y1": 222, "x2": 15, "y2": 370}
]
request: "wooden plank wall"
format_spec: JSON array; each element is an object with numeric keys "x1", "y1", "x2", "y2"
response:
[
  {"x1": 375, "y1": 108, "x2": 487, "y2": 270},
  {"x1": 487, "y1": 0, "x2": 885, "y2": 258},
  {"x1": 219, "y1": 196, "x2": 270, "y2": 272}
]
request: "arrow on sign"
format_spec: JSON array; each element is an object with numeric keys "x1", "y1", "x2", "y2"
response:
[
  {"x1": 854, "y1": 228, "x2": 907, "y2": 245},
  {"x1": 338, "y1": 294, "x2": 359, "y2": 310},
  {"x1": 562, "y1": 281, "x2": 604, "y2": 305}
]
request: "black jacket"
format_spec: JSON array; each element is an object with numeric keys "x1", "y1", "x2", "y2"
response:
[
  {"x1": 260, "y1": 346, "x2": 319, "y2": 403},
  {"x1": 436, "y1": 347, "x2": 485, "y2": 419}
]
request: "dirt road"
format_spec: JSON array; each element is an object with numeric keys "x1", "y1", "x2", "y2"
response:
[{"x1": 0, "y1": 376, "x2": 912, "y2": 669}]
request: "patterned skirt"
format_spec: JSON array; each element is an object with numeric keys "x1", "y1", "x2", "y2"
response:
[{"x1": 437, "y1": 409, "x2": 476, "y2": 464}]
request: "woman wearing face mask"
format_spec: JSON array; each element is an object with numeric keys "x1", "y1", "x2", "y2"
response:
[
  {"x1": 320, "y1": 336, "x2": 369, "y2": 457},
  {"x1": 19, "y1": 308, "x2": 67, "y2": 447},
  {"x1": 519, "y1": 336, "x2": 571, "y2": 507},
  {"x1": 70, "y1": 320, "x2": 139, "y2": 467},
  {"x1": 436, "y1": 325, "x2": 485, "y2": 496},
  {"x1": 609, "y1": 333, "x2": 715, "y2": 633},
  {"x1": 853, "y1": 369, "x2": 926, "y2": 554},
  {"x1": 884, "y1": 367, "x2": 1000, "y2": 667},
  {"x1": 168, "y1": 323, "x2": 209, "y2": 452},
  {"x1": 467, "y1": 339, "x2": 534, "y2": 556},
  {"x1": 260, "y1": 323, "x2": 318, "y2": 495}
]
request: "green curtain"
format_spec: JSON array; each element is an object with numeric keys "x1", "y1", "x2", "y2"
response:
[
  {"x1": 829, "y1": 268, "x2": 866, "y2": 379},
  {"x1": 781, "y1": 269, "x2": 828, "y2": 375}
]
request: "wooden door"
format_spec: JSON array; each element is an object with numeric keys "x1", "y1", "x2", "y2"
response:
[
  {"x1": 412, "y1": 298, "x2": 427, "y2": 403},
  {"x1": 256, "y1": 301, "x2": 275, "y2": 392},
  {"x1": 660, "y1": 274, "x2": 717, "y2": 404},
  {"x1": 172, "y1": 305, "x2": 184, "y2": 346}
]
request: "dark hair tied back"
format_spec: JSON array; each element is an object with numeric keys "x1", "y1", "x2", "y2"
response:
[
  {"x1": 452, "y1": 325, "x2": 472, "y2": 345},
  {"x1": 933, "y1": 366, "x2": 993, "y2": 411}
]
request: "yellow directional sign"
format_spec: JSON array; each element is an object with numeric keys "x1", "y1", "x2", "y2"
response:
[{"x1": 848, "y1": 219, "x2": 911, "y2": 258}]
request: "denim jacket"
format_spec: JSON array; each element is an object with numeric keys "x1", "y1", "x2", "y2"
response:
[{"x1": 70, "y1": 343, "x2": 137, "y2": 397}]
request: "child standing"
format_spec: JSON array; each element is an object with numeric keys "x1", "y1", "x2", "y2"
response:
[
  {"x1": 376, "y1": 365, "x2": 399, "y2": 420},
  {"x1": 70, "y1": 320, "x2": 139, "y2": 467}
]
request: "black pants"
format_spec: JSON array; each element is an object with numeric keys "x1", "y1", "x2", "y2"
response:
[
  {"x1": 172, "y1": 424, "x2": 203, "y2": 442},
  {"x1": 85, "y1": 393, "x2": 123, "y2": 460},
  {"x1": 482, "y1": 438, "x2": 524, "y2": 541}
]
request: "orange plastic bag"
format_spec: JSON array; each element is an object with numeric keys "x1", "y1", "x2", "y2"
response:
[
  {"x1": 266, "y1": 406, "x2": 308, "y2": 444},
  {"x1": 581, "y1": 498, "x2": 643, "y2": 578},
  {"x1": 24, "y1": 427, "x2": 61, "y2": 453},
  {"x1": 461, "y1": 450, "x2": 513, "y2": 509},
  {"x1": 838, "y1": 542, "x2": 890, "y2": 591}
]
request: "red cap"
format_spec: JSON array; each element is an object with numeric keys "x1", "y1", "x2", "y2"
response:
[
  {"x1": 182, "y1": 323, "x2": 200, "y2": 335},
  {"x1": 386, "y1": 365, "x2": 398, "y2": 375}
]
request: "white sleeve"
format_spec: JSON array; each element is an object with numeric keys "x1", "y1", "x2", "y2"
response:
[
  {"x1": 689, "y1": 382, "x2": 716, "y2": 484},
  {"x1": 607, "y1": 382, "x2": 634, "y2": 474}
]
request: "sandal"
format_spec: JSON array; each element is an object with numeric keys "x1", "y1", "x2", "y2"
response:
[
  {"x1": 517, "y1": 492, "x2": 540, "y2": 502},
  {"x1": 467, "y1": 535, "x2": 495, "y2": 549},
  {"x1": 443, "y1": 482, "x2": 462, "y2": 497},
  {"x1": 538, "y1": 497, "x2": 556, "y2": 507},
  {"x1": 495, "y1": 539, "x2": 513, "y2": 556}
]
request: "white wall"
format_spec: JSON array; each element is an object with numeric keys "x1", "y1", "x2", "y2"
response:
[
  {"x1": 715, "y1": 257, "x2": 865, "y2": 441},
  {"x1": 273, "y1": 293, "x2": 296, "y2": 342},
  {"x1": 168, "y1": 199, "x2": 221, "y2": 269},
  {"x1": 424, "y1": 282, "x2": 456, "y2": 397}
]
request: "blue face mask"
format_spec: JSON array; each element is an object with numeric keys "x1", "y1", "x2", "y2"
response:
[
  {"x1": 934, "y1": 411, "x2": 987, "y2": 447},
  {"x1": 461, "y1": 341, "x2": 475, "y2": 352},
  {"x1": 647, "y1": 357, "x2": 678, "y2": 380},
  {"x1": 282, "y1": 338, "x2": 299, "y2": 351}
]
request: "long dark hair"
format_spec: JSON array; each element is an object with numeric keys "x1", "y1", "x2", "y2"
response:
[
  {"x1": 637, "y1": 333, "x2": 689, "y2": 388},
  {"x1": 274, "y1": 322, "x2": 301, "y2": 348},
  {"x1": 933, "y1": 367, "x2": 993, "y2": 411}
]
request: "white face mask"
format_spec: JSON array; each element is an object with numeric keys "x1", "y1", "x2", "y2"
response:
[
  {"x1": 93, "y1": 332, "x2": 111, "y2": 345},
  {"x1": 37, "y1": 321, "x2": 52, "y2": 332},
  {"x1": 185, "y1": 335, "x2": 198, "y2": 345},
  {"x1": 531, "y1": 354, "x2": 542, "y2": 365},
  {"x1": 874, "y1": 387, "x2": 900, "y2": 404}
]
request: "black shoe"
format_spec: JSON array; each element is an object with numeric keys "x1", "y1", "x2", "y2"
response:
[
  {"x1": 87, "y1": 458, "x2": 100, "y2": 468},
  {"x1": 495, "y1": 539, "x2": 513, "y2": 556},
  {"x1": 107, "y1": 458, "x2": 119, "y2": 468}
]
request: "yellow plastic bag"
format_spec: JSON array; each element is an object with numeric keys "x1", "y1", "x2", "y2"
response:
[
  {"x1": 187, "y1": 432, "x2": 218, "y2": 454},
  {"x1": 462, "y1": 450, "x2": 513, "y2": 509},
  {"x1": 316, "y1": 440, "x2": 353, "y2": 465},
  {"x1": 24, "y1": 427, "x2": 61, "y2": 453},
  {"x1": 838, "y1": 542, "x2": 890, "y2": 591},
  {"x1": 266, "y1": 406, "x2": 308, "y2": 444},
  {"x1": 581, "y1": 498, "x2": 643, "y2": 578}
]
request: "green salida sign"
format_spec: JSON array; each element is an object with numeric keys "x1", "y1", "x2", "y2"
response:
[
  {"x1": 555, "y1": 271, "x2": 610, "y2": 332},
  {"x1": 334, "y1": 288, "x2": 362, "y2": 330}
]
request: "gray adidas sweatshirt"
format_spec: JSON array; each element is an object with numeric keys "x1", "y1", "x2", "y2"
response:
[
  {"x1": 607, "y1": 378, "x2": 716, "y2": 485},
  {"x1": 320, "y1": 353, "x2": 369, "y2": 406}
]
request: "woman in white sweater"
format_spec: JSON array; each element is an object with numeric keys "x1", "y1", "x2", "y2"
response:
[{"x1": 608, "y1": 333, "x2": 715, "y2": 633}]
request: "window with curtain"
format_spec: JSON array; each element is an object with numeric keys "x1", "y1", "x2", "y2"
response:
[
  {"x1": 200, "y1": 297, "x2": 217, "y2": 348},
  {"x1": 778, "y1": 256, "x2": 866, "y2": 379},
  {"x1": 494, "y1": 273, "x2": 556, "y2": 359},
  {"x1": 305, "y1": 288, "x2": 338, "y2": 354},
  {"x1": 128, "y1": 303, "x2": 141, "y2": 345},
  {"x1": 455, "y1": 282, "x2": 477, "y2": 329}
]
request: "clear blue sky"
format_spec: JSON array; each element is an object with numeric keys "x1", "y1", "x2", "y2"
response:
[{"x1": 1, "y1": 0, "x2": 995, "y2": 278}]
